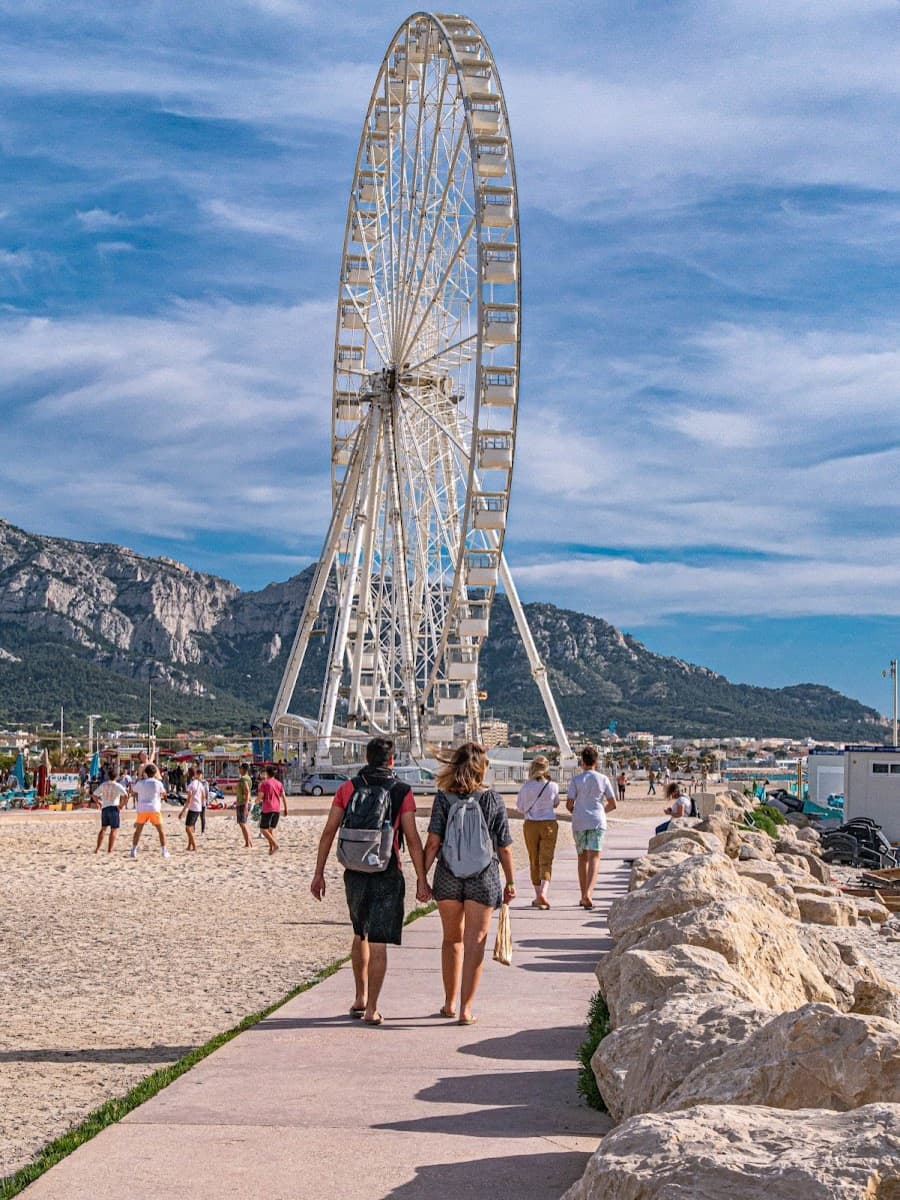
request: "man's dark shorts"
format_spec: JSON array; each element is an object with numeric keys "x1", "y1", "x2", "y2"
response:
[
  {"x1": 185, "y1": 810, "x2": 200, "y2": 828},
  {"x1": 344, "y1": 865, "x2": 405, "y2": 945},
  {"x1": 260, "y1": 811, "x2": 280, "y2": 830},
  {"x1": 235, "y1": 803, "x2": 248, "y2": 825},
  {"x1": 100, "y1": 807, "x2": 121, "y2": 829}
]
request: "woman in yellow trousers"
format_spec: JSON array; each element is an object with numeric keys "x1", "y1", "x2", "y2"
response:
[{"x1": 516, "y1": 755, "x2": 560, "y2": 909}]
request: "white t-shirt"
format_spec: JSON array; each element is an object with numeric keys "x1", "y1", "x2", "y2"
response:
[
  {"x1": 567, "y1": 770, "x2": 616, "y2": 833},
  {"x1": 96, "y1": 781, "x2": 126, "y2": 809},
  {"x1": 670, "y1": 794, "x2": 691, "y2": 818},
  {"x1": 134, "y1": 778, "x2": 166, "y2": 814},
  {"x1": 516, "y1": 778, "x2": 559, "y2": 821},
  {"x1": 186, "y1": 779, "x2": 206, "y2": 813}
]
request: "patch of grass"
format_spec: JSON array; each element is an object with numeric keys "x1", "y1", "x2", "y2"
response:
[
  {"x1": 404, "y1": 900, "x2": 437, "y2": 925},
  {"x1": 757, "y1": 803, "x2": 787, "y2": 826},
  {"x1": 2, "y1": 898, "x2": 442, "y2": 1198},
  {"x1": 576, "y1": 990, "x2": 611, "y2": 1111},
  {"x1": 0, "y1": 958, "x2": 340, "y2": 1197}
]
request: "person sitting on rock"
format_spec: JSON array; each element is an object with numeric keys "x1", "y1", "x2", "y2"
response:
[{"x1": 655, "y1": 783, "x2": 691, "y2": 834}]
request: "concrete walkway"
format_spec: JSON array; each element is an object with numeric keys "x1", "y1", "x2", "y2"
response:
[{"x1": 23, "y1": 818, "x2": 654, "y2": 1200}]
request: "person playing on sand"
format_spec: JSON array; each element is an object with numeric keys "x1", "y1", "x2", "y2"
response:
[
  {"x1": 310, "y1": 737, "x2": 430, "y2": 1026},
  {"x1": 93, "y1": 766, "x2": 127, "y2": 854},
  {"x1": 130, "y1": 764, "x2": 170, "y2": 859},
  {"x1": 567, "y1": 746, "x2": 616, "y2": 909},
  {"x1": 257, "y1": 765, "x2": 287, "y2": 854},
  {"x1": 235, "y1": 761, "x2": 253, "y2": 848},
  {"x1": 179, "y1": 767, "x2": 205, "y2": 851}
]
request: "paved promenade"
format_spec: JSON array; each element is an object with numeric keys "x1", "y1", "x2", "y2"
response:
[{"x1": 23, "y1": 817, "x2": 655, "y2": 1200}]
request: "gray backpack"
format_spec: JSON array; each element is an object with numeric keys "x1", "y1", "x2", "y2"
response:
[
  {"x1": 441, "y1": 791, "x2": 494, "y2": 879},
  {"x1": 336, "y1": 778, "x2": 396, "y2": 873}
]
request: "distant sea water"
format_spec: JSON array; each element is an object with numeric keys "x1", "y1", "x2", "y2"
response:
[{"x1": 724, "y1": 770, "x2": 799, "y2": 785}]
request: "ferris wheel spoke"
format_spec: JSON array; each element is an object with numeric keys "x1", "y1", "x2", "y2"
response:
[
  {"x1": 396, "y1": 59, "x2": 448, "y2": 349},
  {"x1": 399, "y1": 214, "x2": 476, "y2": 362},
  {"x1": 395, "y1": 400, "x2": 465, "y2": 569},
  {"x1": 404, "y1": 331, "x2": 478, "y2": 376},
  {"x1": 396, "y1": 383, "x2": 471, "y2": 457},
  {"x1": 395, "y1": 100, "x2": 470, "y2": 349}
]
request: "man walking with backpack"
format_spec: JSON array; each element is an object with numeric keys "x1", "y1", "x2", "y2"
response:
[{"x1": 310, "y1": 738, "x2": 430, "y2": 1026}]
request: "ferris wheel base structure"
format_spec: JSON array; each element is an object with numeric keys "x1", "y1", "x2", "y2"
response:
[{"x1": 269, "y1": 12, "x2": 576, "y2": 770}]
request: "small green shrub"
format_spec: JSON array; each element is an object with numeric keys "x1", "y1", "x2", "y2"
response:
[
  {"x1": 757, "y1": 803, "x2": 787, "y2": 826},
  {"x1": 745, "y1": 810, "x2": 779, "y2": 839},
  {"x1": 576, "y1": 991, "x2": 611, "y2": 1111}
]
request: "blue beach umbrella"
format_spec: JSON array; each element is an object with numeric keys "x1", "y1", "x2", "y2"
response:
[
  {"x1": 90, "y1": 751, "x2": 100, "y2": 778},
  {"x1": 11, "y1": 752, "x2": 25, "y2": 788}
]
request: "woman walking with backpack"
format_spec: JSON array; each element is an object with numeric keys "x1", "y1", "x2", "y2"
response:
[
  {"x1": 424, "y1": 742, "x2": 516, "y2": 1026},
  {"x1": 516, "y1": 755, "x2": 560, "y2": 909}
]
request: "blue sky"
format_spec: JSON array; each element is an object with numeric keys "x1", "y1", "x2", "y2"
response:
[{"x1": 1, "y1": 0, "x2": 899, "y2": 712}]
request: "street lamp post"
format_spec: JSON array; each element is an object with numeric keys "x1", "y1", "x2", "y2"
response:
[
  {"x1": 883, "y1": 660, "x2": 899, "y2": 748},
  {"x1": 87, "y1": 714, "x2": 103, "y2": 759}
]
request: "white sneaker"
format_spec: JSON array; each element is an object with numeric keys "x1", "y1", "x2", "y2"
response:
[
  {"x1": 129, "y1": 846, "x2": 138, "y2": 859},
  {"x1": 161, "y1": 848, "x2": 170, "y2": 859}
]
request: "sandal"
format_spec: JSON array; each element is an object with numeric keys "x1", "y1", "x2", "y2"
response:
[
  {"x1": 457, "y1": 1014, "x2": 478, "y2": 1026},
  {"x1": 438, "y1": 1006, "x2": 456, "y2": 1018},
  {"x1": 363, "y1": 1013, "x2": 383, "y2": 1026},
  {"x1": 349, "y1": 1005, "x2": 366, "y2": 1019}
]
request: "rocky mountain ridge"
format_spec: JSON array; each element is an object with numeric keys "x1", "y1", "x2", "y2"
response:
[{"x1": 0, "y1": 519, "x2": 885, "y2": 740}]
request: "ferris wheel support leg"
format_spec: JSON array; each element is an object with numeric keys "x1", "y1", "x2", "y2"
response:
[
  {"x1": 498, "y1": 553, "x2": 577, "y2": 768},
  {"x1": 347, "y1": 454, "x2": 383, "y2": 722},
  {"x1": 383, "y1": 402, "x2": 423, "y2": 758},
  {"x1": 269, "y1": 444, "x2": 366, "y2": 732},
  {"x1": 318, "y1": 415, "x2": 381, "y2": 758}
]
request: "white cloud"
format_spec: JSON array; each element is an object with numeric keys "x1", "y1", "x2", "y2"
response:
[
  {"x1": 0, "y1": 300, "x2": 337, "y2": 546},
  {"x1": 511, "y1": 553, "x2": 900, "y2": 625},
  {"x1": 203, "y1": 199, "x2": 315, "y2": 242},
  {"x1": 76, "y1": 209, "x2": 142, "y2": 231}
]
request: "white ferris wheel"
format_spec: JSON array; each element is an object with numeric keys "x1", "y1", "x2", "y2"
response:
[{"x1": 271, "y1": 11, "x2": 574, "y2": 765}]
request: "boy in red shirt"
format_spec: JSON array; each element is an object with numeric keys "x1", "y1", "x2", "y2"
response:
[{"x1": 257, "y1": 765, "x2": 288, "y2": 855}]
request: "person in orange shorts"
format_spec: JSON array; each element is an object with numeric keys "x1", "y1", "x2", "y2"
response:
[{"x1": 130, "y1": 763, "x2": 170, "y2": 859}]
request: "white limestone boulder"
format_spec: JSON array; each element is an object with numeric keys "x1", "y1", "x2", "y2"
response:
[
  {"x1": 608, "y1": 853, "x2": 774, "y2": 941},
  {"x1": 597, "y1": 943, "x2": 767, "y2": 1027},
  {"x1": 610, "y1": 898, "x2": 835, "y2": 1013},
  {"x1": 795, "y1": 892, "x2": 858, "y2": 926},
  {"x1": 628, "y1": 845, "x2": 706, "y2": 891},
  {"x1": 665, "y1": 1003, "x2": 900, "y2": 1111},
  {"x1": 646, "y1": 827, "x2": 723, "y2": 855},
  {"x1": 591, "y1": 991, "x2": 770, "y2": 1120},
  {"x1": 562, "y1": 1103, "x2": 900, "y2": 1200}
]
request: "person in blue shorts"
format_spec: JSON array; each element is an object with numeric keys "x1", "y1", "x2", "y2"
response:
[
  {"x1": 566, "y1": 746, "x2": 616, "y2": 909},
  {"x1": 93, "y1": 767, "x2": 127, "y2": 854}
]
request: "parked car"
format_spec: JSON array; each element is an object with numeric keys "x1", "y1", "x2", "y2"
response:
[{"x1": 301, "y1": 770, "x2": 350, "y2": 796}]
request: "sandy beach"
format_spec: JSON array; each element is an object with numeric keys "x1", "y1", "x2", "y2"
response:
[{"x1": 0, "y1": 796, "x2": 664, "y2": 1178}]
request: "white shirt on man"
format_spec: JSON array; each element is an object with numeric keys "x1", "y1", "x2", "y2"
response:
[
  {"x1": 186, "y1": 778, "x2": 207, "y2": 813},
  {"x1": 567, "y1": 769, "x2": 615, "y2": 833},
  {"x1": 96, "y1": 781, "x2": 126, "y2": 809},
  {"x1": 134, "y1": 778, "x2": 166, "y2": 814}
]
